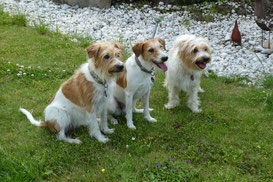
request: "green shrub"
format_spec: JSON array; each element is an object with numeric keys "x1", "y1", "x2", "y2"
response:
[
  {"x1": 262, "y1": 74, "x2": 273, "y2": 89},
  {"x1": 0, "y1": 8, "x2": 27, "y2": 26},
  {"x1": 11, "y1": 14, "x2": 27, "y2": 26},
  {"x1": 266, "y1": 92, "x2": 273, "y2": 110},
  {"x1": 34, "y1": 21, "x2": 49, "y2": 35}
]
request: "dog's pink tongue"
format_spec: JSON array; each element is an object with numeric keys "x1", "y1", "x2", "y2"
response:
[
  {"x1": 197, "y1": 62, "x2": 206, "y2": 69},
  {"x1": 158, "y1": 63, "x2": 168, "y2": 72}
]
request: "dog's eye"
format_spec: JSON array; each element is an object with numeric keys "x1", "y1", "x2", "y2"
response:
[
  {"x1": 148, "y1": 48, "x2": 154, "y2": 53},
  {"x1": 160, "y1": 45, "x2": 163, "y2": 49},
  {"x1": 116, "y1": 53, "x2": 120, "y2": 58},
  {"x1": 204, "y1": 48, "x2": 208, "y2": 51},
  {"x1": 104, "y1": 55, "x2": 110, "y2": 59},
  {"x1": 193, "y1": 48, "x2": 198, "y2": 54}
]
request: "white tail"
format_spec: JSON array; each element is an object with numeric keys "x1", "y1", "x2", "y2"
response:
[{"x1": 19, "y1": 108, "x2": 42, "y2": 127}]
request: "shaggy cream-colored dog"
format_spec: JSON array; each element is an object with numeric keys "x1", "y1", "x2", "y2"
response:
[{"x1": 164, "y1": 35, "x2": 211, "y2": 113}]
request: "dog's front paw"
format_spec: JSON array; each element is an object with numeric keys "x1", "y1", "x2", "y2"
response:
[
  {"x1": 133, "y1": 108, "x2": 144, "y2": 113},
  {"x1": 98, "y1": 135, "x2": 109, "y2": 143},
  {"x1": 93, "y1": 133, "x2": 109, "y2": 143},
  {"x1": 164, "y1": 103, "x2": 176, "y2": 109},
  {"x1": 145, "y1": 116, "x2": 157, "y2": 123},
  {"x1": 133, "y1": 108, "x2": 154, "y2": 113},
  {"x1": 191, "y1": 107, "x2": 202, "y2": 113},
  {"x1": 198, "y1": 87, "x2": 205, "y2": 93},
  {"x1": 127, "y1": 122, "x2": 136, "y2": 130},
  {"x1": 110, "y1": 118, "x2": 118, "y2": 125},
  {"x1": 102, "y1": 128, "x2": 115, "y2": 134},
  {"x1": 73, "y1": 138, "x2": 82, "y2": 145}
]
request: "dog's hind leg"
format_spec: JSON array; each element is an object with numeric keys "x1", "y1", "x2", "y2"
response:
[
  {"x1": 58, "y1": 129, "x2": 82, "y2": 144},
  {"x1": 108, "y1": 114, "x2": 118, "y2": 125},
  {"x1": 45, "y1": 107, "x2": 82, "y2": 144}
]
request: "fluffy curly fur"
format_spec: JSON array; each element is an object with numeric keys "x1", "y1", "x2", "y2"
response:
[{"x1": 164, "y1": 35, "x2": 211, "y2": 113}]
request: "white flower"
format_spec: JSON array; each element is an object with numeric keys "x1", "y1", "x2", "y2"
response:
[
  {"x1": 23, "y1": 73, "x2": 26, "y2": 76},
  {"x1": 37, "y1": 66, "x2": 40, "y2": 68},
  {"x1": 17, "y1": 73, "x2": 21, "y2": 77},
  {"x1": 132, "y1": 137, "x2": 135, "y2": 141},
  {"x1": 8, "y1": 62, "x2": 11, "y2": 64},
  {"x1": 49, "y1": 70, "x2": 51, "y2": 72},
  {"x1": 126, "y1": 145, "x2": 129, "y2": 148},
  {"x1": 31, "y1": 74, "x2": 34, "y2": 77},
  {"x1": 72, "y1": 38, "x2": 78, "y2": 42},
  {"x1": 7, "y1": 69, "x2": 10, "y2": 72},
  {"x1": 62, "y1": 70, "x2": 66, "y2": 72},
  {"x1": 28, "y1": 66, "x2": 32, "y2": 69},
  {"x1": 20, "y1": 65, "x2": 24, "y2": 68},
  {"x1": 19, "y1": 71, "x2": 22, "y2": 73},
  {"x1": 16, "y1": 64, "x2": 19, "y2": 67}
]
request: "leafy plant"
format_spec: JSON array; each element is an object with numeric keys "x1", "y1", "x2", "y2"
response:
[{"x1": 34, "y1": 21, "x2": 49, "y2": 35}]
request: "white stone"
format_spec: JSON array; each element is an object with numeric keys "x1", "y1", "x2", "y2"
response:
[
  {"x1": 220, "y1": 52, "x2": 228, "y2": 58},
  {"x1": 0, "y1": 0, "x2": 272, "y2": 85}
]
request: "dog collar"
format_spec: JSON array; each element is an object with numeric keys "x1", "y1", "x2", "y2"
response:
[
  {"x1": 88, "y1": 66, "x2": 108, "y2": 97},
  {"x1": 135, "y1": 56, "x2": 155, "y2": 76}
]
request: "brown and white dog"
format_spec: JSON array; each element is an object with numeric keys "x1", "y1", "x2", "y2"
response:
[
  {"x1": 19, "y1": 42, "x2": 124, "y2": 144},
  {"x1": 108, "y1": 38, "x2": 168, "y2": 129},
  {"x1": 164, "y1": 35, "x2": 211, "y2": 112}
]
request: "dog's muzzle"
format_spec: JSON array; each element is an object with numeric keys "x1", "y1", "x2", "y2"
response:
[
  {"x1": 161, "y1": 56, "x2": 168, "y2": 62},
  {"x1": 152, "y1": 56, "x2": 168, "y2": 72},
  {"x1": 202, "y1": 57, "x2": 210, "y2": 63},
  {"x1": 109, "y1": 62, "x2": 124, "y2": 73},
  {"x1": 195, "y1": 56, "x2": 210, "y2": 70},
  {"x1": 115, "y1": 64, "x2": 124, "y2": 72}
]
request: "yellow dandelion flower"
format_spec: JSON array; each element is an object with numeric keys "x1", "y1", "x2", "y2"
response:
[{"x1": 101, "y1": 168, "x2": 105, "y2": 172}]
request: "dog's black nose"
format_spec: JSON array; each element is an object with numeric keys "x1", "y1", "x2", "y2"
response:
[
  {"x1": 161, "y1": 56, "x2": 168, "y2": 62},
  {"x1": 203, "y1": 57, "x2": 210, "y2": 63},
  {"x1": 116, "y1": 64, "x2": 124, "y2": 71}
]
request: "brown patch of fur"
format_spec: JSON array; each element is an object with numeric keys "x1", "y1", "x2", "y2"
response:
[
  {"x1": 40, "y1": 120, "x2": 60, "y2": 133},
  {"x1": 132, "y1": 42, "x2": 143, "y2": 57},
  {"x1": 156, "y1": 38, "x2": 166, "y2": 50},
  {"x1": 61, "y1": 71, "x2": 95, "y2": 113},
  {"x1": 116, "y1": 66, "x2": 127, "y2": 88}
]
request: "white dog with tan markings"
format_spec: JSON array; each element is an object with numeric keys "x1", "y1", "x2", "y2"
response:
[
  {"x1": 109, "y1": 38, "x2": 168, "y2": 129},
  {"x1": 20, "y1": 41, "x2": 124, "y2": 144},
  {"x1": 164, "y1": 35, "x2": 211, "y2": 113}
]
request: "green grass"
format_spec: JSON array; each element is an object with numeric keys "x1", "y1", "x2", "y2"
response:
[{"x1": 0, "y1": 11, "x2": 273, "y2": 182}]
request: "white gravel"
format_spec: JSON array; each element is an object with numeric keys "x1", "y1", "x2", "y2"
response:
[{"x1": 1, "y1": 0, "x2": 273, "y2": 86}]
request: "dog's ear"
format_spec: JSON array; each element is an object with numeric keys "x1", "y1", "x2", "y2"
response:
[
  {"x1": 86, "y1": 44, "x2": 101, "y2": 58},
  {"x1": 157, "y1": 38, "x2": 166, "y2": 50},
  {"x1": 132, "y1": 42, "x2": 144, "y2": 57},
  {"x1": 114, "y1": 42, "x2": 124, "y2": 54}
]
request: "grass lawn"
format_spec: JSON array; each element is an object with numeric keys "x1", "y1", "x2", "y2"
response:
[{"x1": 0, "y1": 11, "x2": 273, "y2": 182}]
